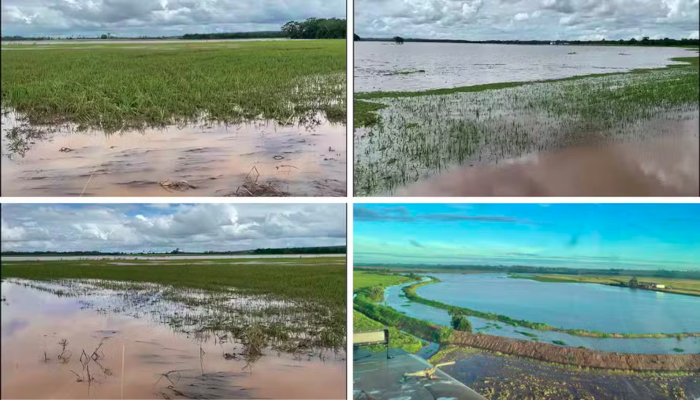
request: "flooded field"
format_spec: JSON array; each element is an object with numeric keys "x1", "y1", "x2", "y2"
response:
[
  {"x1": 354, "y1": 59, "x2": 699, "y2": 196},
  {"x1": 1, "y1": 111, "x2": 345, "y2": 197},
  {"x1": 1, "y1": 276, "x2": 346, "y2": 399},
  {"x1": 1, "y1": 40, "x2": 346, "y2": 197},
  {"x1": 355, "y1": 42, "x2": 692, "y2": 92},
  {"x1": 384, "y1": 278, "x2": 700, "y2": 354},
  {"x1": 432, "y1": 347, "x2": 700, "y2": 400}
]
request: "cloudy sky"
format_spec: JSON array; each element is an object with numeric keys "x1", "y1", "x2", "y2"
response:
[
  {"x1": 1, "y1": 0, "x2": 345, "y2": 37},
  {"x1": 356, "y1": 0, "x2": 699, "y2": 40},
  {"x1": 1, "y1": 203, "x2": 346, "y2": 253},
  {"x1": 354, "y1": 203, "x2": 700, "y2": 271}
]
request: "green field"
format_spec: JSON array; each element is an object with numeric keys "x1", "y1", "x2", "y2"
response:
[
  {"x1": 353, "y1": 310, "x2": 424, "y2": 353},
  {"x1": 515, "y1": 274, "x2": 700, "y2": 297},
  {"x1": 353, "y1": 270, "x2": 414, "y2": 292},
  {"x1": 0, "y1": 257, "x2": 345, "y2": 306},
  {"x1": 354, "y1": 51, "x2": 699, "y2": 195},
  {"x1": 1, "y1": 40, "x2": 346, "y2": 131}
]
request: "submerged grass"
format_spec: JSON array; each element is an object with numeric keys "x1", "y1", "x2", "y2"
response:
[
  {"x1": 354, "y1": 51, "x2": 699, "y2": 195},
  {"x1": 0, "y1": 257, "x2": 345, "y2": 307},
  {"x1": 1, "y1": 40, "x2": 346, "y2": 131}
]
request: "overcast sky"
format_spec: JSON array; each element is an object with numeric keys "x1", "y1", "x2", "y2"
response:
[
  {"x1": 1, "y1": 203, "x2": 346, "y2": 253},
  {"x1": 354, "y1": 203, "x2": 700, "y2": 271},
  {"x1": 356, "y1": 0, "x2": 699, "y2": 40},
  {"x1": 1, "y1": 0, "x2": 345, "y2": 37}
]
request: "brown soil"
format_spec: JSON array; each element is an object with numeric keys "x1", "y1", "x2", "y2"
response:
[{"x1": 448, "y1": 332, "x2": 700, "y2": 372}]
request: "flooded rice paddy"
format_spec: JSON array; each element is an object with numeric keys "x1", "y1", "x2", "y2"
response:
[
  {"x1": 2, "y1": 111, "x2": 345, "y2": 197},
  {"x1": 384, "y1": 275, "x2": 700, "y2": 354},
  {"x1": 434, "y1": 347, "x2": 700, "y2": 400},
  {"x1": 354, "y1": 63, "x2": 699, "y2": 196},
  {"x1": 1, "y1": 278, "x2": 346, "y2": 399},
  {"x1": 355, "y1": 42, "x2": 692, "y2": 92}
]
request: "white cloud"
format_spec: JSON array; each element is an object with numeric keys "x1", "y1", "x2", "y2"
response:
[
  {"x1": 0, "y1": 204, "x2": 346, "y2": 252},
  {"x1": 1, "y1": 0, "x2": 345, "y2": 37},
  {"x1": 355, "y1": 0, "x2": 699, "y2": 40}
]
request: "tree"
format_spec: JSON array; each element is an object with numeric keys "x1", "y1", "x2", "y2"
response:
[
  {"x1": 451, "y1": 314, "x2": 472, "y2": 332},
  {"x1": 171, "y1": 248, "x2": 181, "y2": 254},
  {"x1": 629, "y1": 277, "x2": 639, "y2": 288},
  {"x1": 354, "y1": 33, "x2": 361, "y2": 41},
  {"x1": 394, "y1": 36, "x2": 404, "y2": 44},
  {"x1": 101, "y1": 34, "x2": 108, "y2": 39}
]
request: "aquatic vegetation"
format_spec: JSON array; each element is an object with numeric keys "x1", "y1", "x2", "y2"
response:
[
  {"x1": 1, "y1": 40, "x2": 346, "y2": 132},
  {"x1": 0, "y1": 258, "x2": 345, "y2": 306},
  {"x1": 354, "y1": 57, "x2": 699, "y2": 195},
  {"x1": 430, "y1": 346, "x2": 700, "y2": 400}
]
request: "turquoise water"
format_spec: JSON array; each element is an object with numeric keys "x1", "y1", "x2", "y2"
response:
[{"x1": 384, "y1": 274, "x2": 700, "y2": 354}]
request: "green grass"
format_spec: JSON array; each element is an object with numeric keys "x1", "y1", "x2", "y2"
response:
[
  {"x1": 514, "y1": 274, "x2": 700, "y2": 297},
  {"x1": 0, "y1": 257, "x2": 345, "y2": 307},
  {"x1": 1, "y1": 40, "x2": 346, "y2": 131},
  {"x1": 353, "y1": 311, "x2": 424, "y2": 353},
  {"x1": 353, "y1": 271, "x2": 413, "y2": 292},
  {"x1": 354, "y1": 50, "x2": 699, "y2": 195}
]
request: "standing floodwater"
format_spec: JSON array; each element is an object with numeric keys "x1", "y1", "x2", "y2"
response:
[
  {"x1": 1, "y1": 279, "x2": 346, "y2": 399},
  {"x1": 355, "y1": 42, "x2": 693, "y2": 92}
]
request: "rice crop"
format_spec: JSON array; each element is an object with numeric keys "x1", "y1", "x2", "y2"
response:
[
  {"x1": 1, "y1": 40, "x2": 346, "y2": 132},
  {"x1": 2, "y1": 257, "x2": 346, "y2": 355},
  {"x1": 354, "y1": 56, "x2": 699, "y2": 196}
]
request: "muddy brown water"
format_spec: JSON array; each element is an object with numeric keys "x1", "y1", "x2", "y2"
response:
[
  {"x1": 1, "y1": 112, "x2": 346, "y2": 197},
  {"x1": 0, "y1": 281, "x2": 346, "y2": 399},
  {"x1": 396, "y1": 119, "x2": 699, "y2": 196}
]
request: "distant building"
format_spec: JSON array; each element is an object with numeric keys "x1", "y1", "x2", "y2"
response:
[{"x1": 640, "y1": 282, "x2": 666, "y2": 290}]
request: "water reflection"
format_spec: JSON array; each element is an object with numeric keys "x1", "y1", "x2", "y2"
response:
[
  {"x1": 1, "y1": 110, "x2": 346, "y2": 197},
  {"x1": 0, "y1": 279, "x2": 346, "y2": 399}
]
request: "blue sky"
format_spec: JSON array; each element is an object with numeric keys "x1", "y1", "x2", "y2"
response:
[{"x1": 354, "y1": 204, "x2": 700, "y2": 271}]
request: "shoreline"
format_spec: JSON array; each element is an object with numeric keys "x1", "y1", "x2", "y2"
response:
[{"x1": 403, "y1": 277, "x2": 700, "y2": 339}]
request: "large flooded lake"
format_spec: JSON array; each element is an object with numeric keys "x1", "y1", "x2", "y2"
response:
[
  {"x1": 385, "y1": 274, "x2": 700, "y2": 354},
  {"x1": 1, "y1": 279, "x2": 346, "y2": 399},
  {"x1": 355, "y1": 42, "x2": 692, "y2": 92}
]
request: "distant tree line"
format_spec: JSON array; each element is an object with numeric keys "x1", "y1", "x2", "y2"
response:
[
  {"x1": 357, "y1": 37, "x2": 699, "y2": 47},
  {"x1": 281, "y1": 18, "x2": 346, "y2": 39},
  {"x1": 181, "y1": 31, "x2": 287, "y2": 40},
  {"x1": 1, "y1": 246, "x2": 346, "y2": 256},
  {"x1": 355, "y1": 264, "x2": 700, "y2": 280}
]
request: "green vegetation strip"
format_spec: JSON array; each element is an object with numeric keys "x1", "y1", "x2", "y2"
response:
[
  {"x1": 514, "y1": 274, "x2": 700, "y2": 297},
  {"x1": 1, "y1": 40, "x2": 346, "y2": 131},
  {"x1": 353, "y1": 310, "x2": 424, "y2": 353},
  {"x1": 0, "y1": 258, "x2": 345, "y2": 307},
  {"x1": 403, "y1": 278, "x2": 699, "y2": 339},
  {"x1": 354, "y1": 285, "x2": 452, "y2": 344}
]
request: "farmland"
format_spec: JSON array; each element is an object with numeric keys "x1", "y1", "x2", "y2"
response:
[
  {"x1": 354, "y1": 48, "x2": 699, "y2": 196},
  {"x1": 1, "y1": 39, "x2": 346, "y2": 197},
  {"x1": 1, "y1": 40, "x2": 345, "y2": 130},
  {"x1": 1, "y1": 257, "x2": 347, "y2": 398}
]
